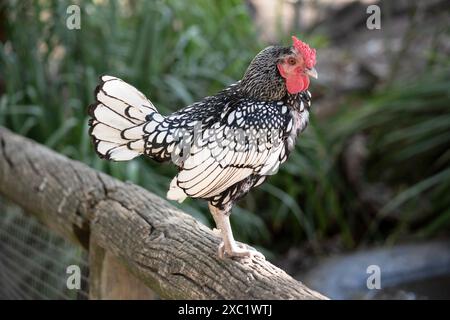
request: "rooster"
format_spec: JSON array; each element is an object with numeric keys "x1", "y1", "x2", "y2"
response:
[{"x1": 88, "y1": 36, "x2": 317, "y2": 259}]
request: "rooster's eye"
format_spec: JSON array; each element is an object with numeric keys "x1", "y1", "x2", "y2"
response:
[{"x1": 287, "y1": 57, "x2": 296, "y2": 65}]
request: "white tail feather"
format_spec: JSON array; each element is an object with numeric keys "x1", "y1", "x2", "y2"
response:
[{"x1": 88, "y1": 75, "x2": 157, "y2": 161}]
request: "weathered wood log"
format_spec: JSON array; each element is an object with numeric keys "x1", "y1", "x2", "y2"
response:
[
  {"x1": 0, "y1": 126, "x2": 327, "y2": 300},
  {"x1": 89, "y1": 240, "x2": 158, "y2": 300}
]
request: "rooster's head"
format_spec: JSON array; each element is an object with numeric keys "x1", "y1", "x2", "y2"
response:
[{"x1": 241, "y1": 36, "x2": 317, "y2": 101}]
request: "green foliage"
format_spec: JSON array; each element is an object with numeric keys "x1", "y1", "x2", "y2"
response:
[{"x1": 332, "y1": 69, "x2": 450, "y2": 243}]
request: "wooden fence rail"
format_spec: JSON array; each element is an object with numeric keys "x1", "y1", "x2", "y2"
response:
[{"x1": 0, "y1": 126, "x2": 327, "y2": 300}]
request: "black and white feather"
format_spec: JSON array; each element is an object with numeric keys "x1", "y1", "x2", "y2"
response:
[
  {"x1": 166, "y1": 98, "x2": 292, "y2": 203},
  {"x1": 88, "y1": 75, "x2": 157, "y2": 161},
  {"x1": 88, "y1": 73, "x2": 312, "y2": 211}
]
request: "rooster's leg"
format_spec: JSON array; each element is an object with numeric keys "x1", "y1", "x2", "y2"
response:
[{"x1": 208, "y1": 203, "x2": 264, "y2": 260}]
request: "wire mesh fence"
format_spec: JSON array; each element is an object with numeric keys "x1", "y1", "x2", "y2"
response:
[{"x1": 0, "y1": 197, "x2": 89, "y2": 300}]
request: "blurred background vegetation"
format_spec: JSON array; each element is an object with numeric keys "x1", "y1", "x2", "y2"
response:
[{"x1": 0, "y1": 0, "x2": 449, "y2": 262}]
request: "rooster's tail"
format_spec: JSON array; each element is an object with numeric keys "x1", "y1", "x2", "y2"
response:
[{"x1": 88, "y1": 75, "x2": 157, "y2": 161}]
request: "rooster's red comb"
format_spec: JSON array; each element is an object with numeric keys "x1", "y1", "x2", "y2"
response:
[{"x1": 292, "y1": 36, "x2": 316, "y2": 69}]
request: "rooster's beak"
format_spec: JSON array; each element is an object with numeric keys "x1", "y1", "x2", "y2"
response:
[{"x1": 306, "y1": 67, "x2": 318, "y2": 79}]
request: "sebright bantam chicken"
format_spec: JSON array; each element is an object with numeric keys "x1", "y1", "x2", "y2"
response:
[{"x1": 88, "y1": 36, "x2": 317, "y2": 259}]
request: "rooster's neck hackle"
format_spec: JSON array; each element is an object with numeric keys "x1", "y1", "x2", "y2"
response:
[{"x1": 239, "y1": 46, "x2": 291, "y2": 102}]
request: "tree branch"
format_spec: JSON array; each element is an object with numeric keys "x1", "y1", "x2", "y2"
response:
[{"x1": 0, "y1": 126, "x2": 327, "y2": 300}]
